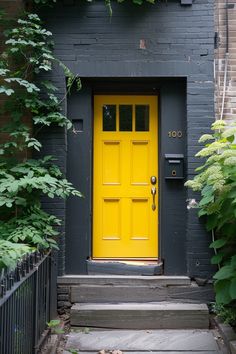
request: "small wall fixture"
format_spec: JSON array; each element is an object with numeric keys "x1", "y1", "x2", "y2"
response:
[{"x1": 164, "y1": 154, "x2": 185, "y2": 180}]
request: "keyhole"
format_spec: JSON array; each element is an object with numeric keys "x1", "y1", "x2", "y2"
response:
[{"x1": 172, "y1": 169, "x2": 177, "y2": 177}]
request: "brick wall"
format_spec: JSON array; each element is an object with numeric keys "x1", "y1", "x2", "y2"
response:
[
  {"x1": 215, "y1": 0, "x2": 236, "y2": 122},
  {"x1": 1, "y1": 0, "x2": 217, "y2": 278},
  {"x1": 40, "y1": 0, "x2": 216, "y2": 278}
]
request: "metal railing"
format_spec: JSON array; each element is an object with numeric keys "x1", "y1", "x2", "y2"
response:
[{"x1": 0, "y1": 251, "x2": 56, "y2": 354}]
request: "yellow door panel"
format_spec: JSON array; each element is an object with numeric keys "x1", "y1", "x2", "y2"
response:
[{"x1": 93, "y1": 95, "x2": 158, "y2": 258}]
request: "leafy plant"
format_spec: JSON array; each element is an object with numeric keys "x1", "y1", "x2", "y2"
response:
[
  {"x1": 212, "y1": 303, "x2": 236, "y2": 327},
  {"x1": 0, "y1": 240, "x2": 32, "y2": 269},
  {"x1": 47, "y1": 319, "x2": 64, "y2": 334},
  {"x1": 0, "y1": 12, "x2": 81, "y2": 269},
  {"x1": 67, "y1": 349, "x2": 79, "y2": 354},
  {"x1": 185, "y1": 120, "x2": 236, "y2": 305}
]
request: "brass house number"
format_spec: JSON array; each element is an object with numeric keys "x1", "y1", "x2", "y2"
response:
[{"x1": 168, "y1": 130, "x2": 183, "y2": 138}]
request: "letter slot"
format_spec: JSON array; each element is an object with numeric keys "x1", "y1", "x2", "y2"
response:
[{"x1": 164, "y1": 154, "x2": 184, "y2": 179}]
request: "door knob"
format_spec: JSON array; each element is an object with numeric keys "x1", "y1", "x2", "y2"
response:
[{"x1": 150, "y1": 176, "x2": 157, "y2": 185}]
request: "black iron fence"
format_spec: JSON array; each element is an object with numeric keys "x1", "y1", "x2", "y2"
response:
[{"x1": 0, "y1": 251, "x2": 57, "y2": 354}]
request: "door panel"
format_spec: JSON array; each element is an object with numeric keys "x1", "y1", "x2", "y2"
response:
[{"x1": 93, "y1": 95, "x2": 158, "y2": 258}]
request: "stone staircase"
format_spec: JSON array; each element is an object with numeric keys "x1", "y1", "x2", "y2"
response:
[{"x1": 58, "y1": 275, "x2": 212, "y2": 330}]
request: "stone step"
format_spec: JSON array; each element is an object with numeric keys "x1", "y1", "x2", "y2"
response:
[
  {"x1": 58, "y1": 275, "x2": 191, "y2": 286},
  {"x1": 64, "y1": 329, "x2": 221, "y2": 353},
  {"x1": 87, "y1": 260, "x2": 163, "y2": 275},
  {"x1": 70, "y1": 302, "x2": 209, "y2": 329},
  {"x1": 70, "y1": 283, "x2": 214, "y2": 304}
]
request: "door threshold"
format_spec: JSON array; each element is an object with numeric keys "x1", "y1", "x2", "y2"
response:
[
  {"x1": 91, "y1": 259, "x2": 159, "y2": 266},
  {"x1": 87, "y1": 259, "x2": 163, "y2": 276}
]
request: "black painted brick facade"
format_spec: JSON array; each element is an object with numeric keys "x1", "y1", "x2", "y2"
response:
[{"x1": 40, "y1": 0, "x2": 216, "y2": 278}]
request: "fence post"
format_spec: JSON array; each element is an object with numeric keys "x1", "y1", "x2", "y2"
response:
[
  {"x1": 49, "y1": 250, "x2": 58, "y2": 319},
  {"x1": 34, "y1": 258, "x2": 39, "y2": 354}
]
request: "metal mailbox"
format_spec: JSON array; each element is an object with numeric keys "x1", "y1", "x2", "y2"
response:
[{"x1": 164, "y1": 154, "x2": 184, "y2": 179}]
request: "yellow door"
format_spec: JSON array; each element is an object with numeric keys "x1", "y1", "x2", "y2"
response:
[{"x1": 93, "y1": 95, "x2": 158, "y2": 258}]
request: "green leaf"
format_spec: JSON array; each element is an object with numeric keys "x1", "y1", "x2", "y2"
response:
[
  {"x1": 214, "y1": 265, "x2": 234, "y2": 280},
  {"x1": 199, "y1": 195, "x2": 214, "y2": 207},
  {"x1": 198, "y1": 209, "x2": 207, "y2": 217},
  {"x1": 215, "y1": 279, "x2": 232, "y2": 304},
  {"x1": 47, "y1": 320, "x2": 60, "y2": 327},
  {"x1": 229, "y1": 277, "x2": 236, "y2": 299},
  {"x1": 211, "y1": 253, "x2": 223, "y2": 265},
  {"x1": 226, "y1": 135, "x2": 234, "y2": 143},
  {"x1": 210, "y1": 238, "x2": 227, "y2": 249},
  {"x1": 206, "y1": 214, "x2": 218, "y2": 231},
  {"x1": 230, "y1": 255, "x2": 236, "y2": 268}
]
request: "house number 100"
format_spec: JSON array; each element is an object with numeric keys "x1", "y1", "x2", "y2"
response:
[{"x1": 168, "y1": 130, "x2": 183, "y2": 138}]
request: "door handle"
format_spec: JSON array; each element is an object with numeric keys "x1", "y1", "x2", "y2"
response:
[{"x1": 151, "y1": 187, "x2": 156, "y2": 211}]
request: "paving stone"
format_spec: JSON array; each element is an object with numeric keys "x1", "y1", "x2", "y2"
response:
[{"x1": 64, "y1": 329, "x2": 221, "y2": 353}]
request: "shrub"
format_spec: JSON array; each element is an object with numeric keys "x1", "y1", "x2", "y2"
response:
[{"x1": 185, "y1": 119, "x2": 236, "y2": 305}]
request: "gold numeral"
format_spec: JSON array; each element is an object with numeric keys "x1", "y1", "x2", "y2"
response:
[{"x1": 168, "y1": 130, "x2": 183, "y2": 138}]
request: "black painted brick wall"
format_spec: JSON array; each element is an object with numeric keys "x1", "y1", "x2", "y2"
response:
[{"x1": 40, "y1": 0, "x2": 216, "y2": 278}]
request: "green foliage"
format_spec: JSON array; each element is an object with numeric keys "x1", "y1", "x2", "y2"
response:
[
  {"x1": 0, "y1": 157, "x2": 82, "y2": 211},
  {"x1": 0, "y1": 240, "x2": 32, "y2": 269},
  {"x1": 185, "y1": 120, "x2": 236, "y2": 306},
  {"x1": 47, "y1": 319, "x2": 65, "y2": 334},
  {"x1": 213, "y1": 303, "x2": 236, "y2": 327},
  {"x1": 0, "y1": 12, "x2": 81, "y2": 270},
  {"x1": 0, "y1": 13, "x2": 75, "y2": 157},
  {"x1": 67, "y1": 349, "x2": 79, "y2": 354},
  {"x1": 0, "y1": 206, "x2": 61, "y2": 249}
]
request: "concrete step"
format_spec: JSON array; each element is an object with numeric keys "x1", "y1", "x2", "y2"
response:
[
  {"x1": 70, "y1": 302, "x2": 209, "y2": 329},
  {"x1": 58, "y1": 276, "x2": 214, "y2": 304},
  {"x1": 70, "y1": 283, "x2": 214, "y2": 304},
  {"x1": 64, "y1": 329, "x2": 221, "y2": 353},
  {"x1": 58, "y1": 275, "x2": 191, "y2": 286}
]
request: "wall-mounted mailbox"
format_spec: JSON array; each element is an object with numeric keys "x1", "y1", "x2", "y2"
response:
[{"x1": 165, "y1": 154, "x2": 184, "y2": 179}]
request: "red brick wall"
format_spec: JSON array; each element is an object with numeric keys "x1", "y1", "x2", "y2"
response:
[{"x1": 215, "y1": 0, "x2": 236, "y2": 122}]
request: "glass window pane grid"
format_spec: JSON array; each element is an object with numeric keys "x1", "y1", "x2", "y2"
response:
[{"x1": 102, "y1": 103, "x2": 150, "y2": 132}]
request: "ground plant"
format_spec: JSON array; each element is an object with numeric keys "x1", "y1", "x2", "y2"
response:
[{"x1": 185, "y1": 120, "x2": 236, "y2": 321}]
